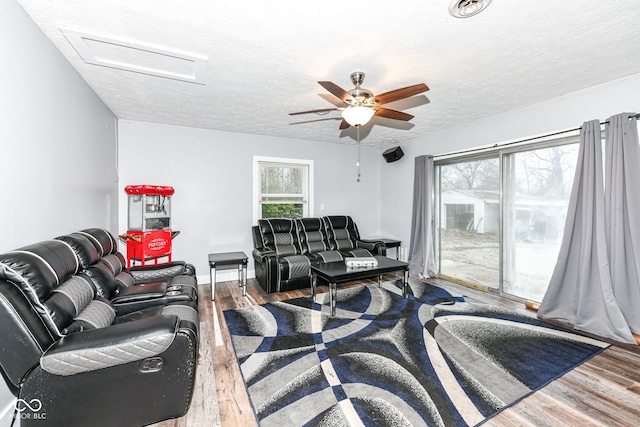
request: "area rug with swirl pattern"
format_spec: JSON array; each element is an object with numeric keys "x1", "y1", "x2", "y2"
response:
[{"x1": 223, "y1": 280, "x2": 609, "y2": 426}]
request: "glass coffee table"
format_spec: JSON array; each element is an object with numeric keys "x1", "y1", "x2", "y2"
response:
[{"x1": 311, "y1": 255, "x2": 409, "y2": 316}]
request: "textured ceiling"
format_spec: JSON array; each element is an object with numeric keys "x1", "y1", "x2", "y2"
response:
[{"x1": 16, "y1": 0, "x2": 640, "y2": 148}]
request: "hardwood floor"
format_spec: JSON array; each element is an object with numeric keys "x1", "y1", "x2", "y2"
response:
[{"x1": 153, "y1": 276, "x2": 640, "y2": 427}]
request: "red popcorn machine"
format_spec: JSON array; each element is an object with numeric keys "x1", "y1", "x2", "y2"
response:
[{"x1": 120, "y1": 185, "x2": 178, "y2": 267}]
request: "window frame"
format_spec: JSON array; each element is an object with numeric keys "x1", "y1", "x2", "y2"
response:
[{"x1": 252, "y1": 156, "x2": 314, "y2": 223}]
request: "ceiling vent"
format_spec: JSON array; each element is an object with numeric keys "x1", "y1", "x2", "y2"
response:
[
  {"x1": 449, "y1": 0, "x2": 492, "y2": 18},
  {"x1": 60, "y1": 28, "x2": 207, "y2": 84}
]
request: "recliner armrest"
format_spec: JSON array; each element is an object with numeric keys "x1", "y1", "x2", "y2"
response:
[
  {"x1": 41, "y1": 315, "x2": 179, "y2": 376},
  {"x1": 252, "y1": 248, "x2": 276, "y2": 262},
  {"x1": 129, "y1": 261, "x2": 196, "y2": 284},
  {"x1": 112, "y1": 282, "x2": 198, "y2": 316},
  {"x1": 357, "y1": 239, "x2": 387, "y2": 256},
  {"x1": 111, "y1": 281, "x2": 167, "y2": 303},
  {"x1": 252, "y1": 248, "x2": 278, "y2": 293}
]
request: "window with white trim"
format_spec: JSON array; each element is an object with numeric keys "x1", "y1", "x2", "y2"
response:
[{"x1": 253, "y1": 156, "x2": 314, "y2": 221}]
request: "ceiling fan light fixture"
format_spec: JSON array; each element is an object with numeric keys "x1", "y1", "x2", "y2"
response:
[
  {"x1": 342, "y1": 106, "x2": 374, "y2": 127},
  {"x1": 449, "y1": 0, "x2": 492, "y2": 18}
]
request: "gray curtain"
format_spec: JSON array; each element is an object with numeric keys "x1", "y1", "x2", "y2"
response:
[
  {"x1": 408, "y1": 155, "x2": 438, "y2": 278},
  {"x1": 538, "y1": 115, "x2": 637, "y2": 344},
  {"x1": 605, "y1": 113, "x2": 640, "y2": 335}
]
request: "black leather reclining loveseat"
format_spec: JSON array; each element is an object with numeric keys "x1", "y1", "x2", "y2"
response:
[
  {"x1": 252, "y1": 215, "x2": 386, "y2": 293},
  {"x1": 0, "y1": 228, "x2": 199, "y2": 426}
]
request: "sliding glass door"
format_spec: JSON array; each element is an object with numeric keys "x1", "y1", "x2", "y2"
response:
[
  {"x1": 502, "y1": 144, "x2": 578, "y2": 301},
  {"x1": 435, "y1": 138, "x2": 579, "y2": 301},
  {"x1": 436, "y1": 156, "x2": 500, "y2": 289}
]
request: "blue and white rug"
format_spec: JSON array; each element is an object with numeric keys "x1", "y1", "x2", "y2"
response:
[{"x1": 223, "y1": 281, "x2": 608, "y2": 426}]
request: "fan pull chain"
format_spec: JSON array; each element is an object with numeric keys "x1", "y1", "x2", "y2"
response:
[{"x1": 356, "y1": 125, "x2": 361, "y2": 182}]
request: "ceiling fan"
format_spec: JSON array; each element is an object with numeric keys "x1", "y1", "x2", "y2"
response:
[{"x1": 289, "y1": 72, "x2": 429, "y2": 129}]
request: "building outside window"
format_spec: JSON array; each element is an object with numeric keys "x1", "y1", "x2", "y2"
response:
[{"x1": 253, "y1": 156, "x2": 314, "y2": 222}]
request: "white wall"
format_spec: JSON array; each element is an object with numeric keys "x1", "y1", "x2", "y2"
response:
[
  {"x1": 0, "y1": 1, "x2": 118, "y2": 252},
  {"x1": 118, "y1": 121, "x2": 382, "y2": 282},
  {"x1": 381, "y1": 73, "x2": 640, "y2": 254},
  {"x1": 0, "y1": 0, "x2": 117, "y2": 423}
]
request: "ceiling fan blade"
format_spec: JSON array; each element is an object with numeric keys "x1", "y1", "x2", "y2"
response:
[
  {"x1": 374, "y1": 107, "x2": 414, "y2": 121},
  {"x1": 289, "y1": 117, "x2": 342, "y2": 125},
  {"x1": 374, "y1": 83, "x2": 429, "y2": 105},
  {"x1": 318, "y1": 81, "x2": 352, "y2": 102},
  {"x1": 289, "y1": 108, "x2": 338, "y2": 116},
  {"x1": 339, "y1": 118, "x2": 350, "y2": 130}
]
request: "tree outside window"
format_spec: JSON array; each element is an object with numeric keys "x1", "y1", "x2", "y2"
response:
[{"x1": 255, "y1": 158, "x2": 313, "y2": 220}]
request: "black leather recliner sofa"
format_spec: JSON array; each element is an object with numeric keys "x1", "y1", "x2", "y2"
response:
[
  {"x1": 64, "y1": 228, "x2": 199, "y2": 314},
  {"x1": 0, "y1": 228, "x2": 199, "y2": 426},
  {"x1": 252, "y1": 215, "x2": 386, "y2": 293}
]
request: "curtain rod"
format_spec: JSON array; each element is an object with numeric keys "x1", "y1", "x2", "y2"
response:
[{"x1": 433, "y1": 112, "x2": 640, "y2": 159}]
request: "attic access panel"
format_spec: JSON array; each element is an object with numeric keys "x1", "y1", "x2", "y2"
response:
[{"x1": 60, "y1": 27, "x2": 207, "y2": 84}]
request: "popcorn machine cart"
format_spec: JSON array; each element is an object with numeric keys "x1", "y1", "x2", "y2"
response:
[{"x1": 121, "y1": 185, "x2": 178, "y2": 267}]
